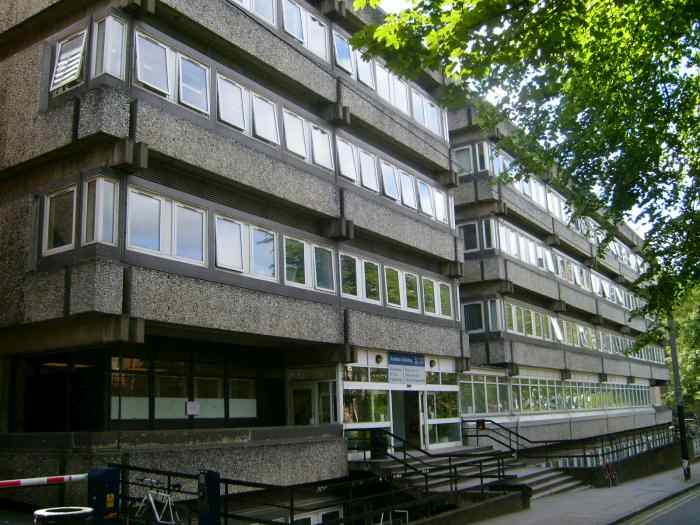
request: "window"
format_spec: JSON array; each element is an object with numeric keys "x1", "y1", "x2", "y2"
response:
[
  {"x1": 380, "y1": 161, "x2": 400, "y2": 200},
  {"x1": 400, "y1": 171, "x2": 417, "y2": 209},
  {"x1": 422, "y1": 278, "x2": 436, "y2": 314},
  {"x1": 283, "y1": 110, "x2": 307, "y2": 158},
  {"x1": 252, "y1": 95, "x2": 279, "y2": 144},
  {"x1": 439, "y1": 283, "x2": 452, "y2": 317},
  {"x1": 43, "y1": 186, "x2": 76, "y2": 255},
  {"x1": 178, "y1": 55, "x2": 210, "y2": 114},
  {"x1": 83, "y1": 177, "x2": 118, "y2": 246},
  {"x1": 483, "y1": 219, "x2": 494, "y2": 249},
  {"x1": 363, "y1": 261, "x2": 381, "y2": 303},
  {"x1": 434, "y1": 191, "x2": 448, "y2": 223},
  {"x1": 174, "y1": 204, "x2": 205, "y2": 262},
  {"x1": 417, "y1": 181, "x2": 434, "y2": 216},
  {"x1": 135, "y1": 33, "x2": 169, "y2": 95},
  {"x1": 217, "y1": 76, "x2": 246, "y2": 130},
  {"x1": 464, "y1": 303, "x2": 484, "y2": 333},
  {"x1": 359, "y1": 149, "x2": 379, "y2": 191},
  {"x1": 336, "y1": 138, "x2": 357, "y2": 181},
  {"x1": 314, "y1": 246, "x2": 335, "y2": 291},
  {"x1": 550, "y1": 317, "x2": 564, "y2": 341},
  {"x1": 307, "y1": 16, "x2": 328, "y2": 60},
  {"x1": 284, "y1": 0, "x2": 304, "y2": 41},
  {"x1": 253, "y1": 0, "x2": 275, "y2": 24},
  {"x1": 215, "y1": 216, "x2": 244, "y2": 272},
  {"x1": 311, "y1": 126, "x2": 334, "y2": 169},
  {"x1": 94, "y1": 16, "x2": 126, "y2": 79},
  {"x1": 51, "y1": 30, "x2": 88, "y2": 93},
  {"x1": 392, "y1": 77, "x2": 410, "y2": 114},
  {"x1": 375, "y1": 64, "x2": 391, "y2": 101},
  {"x1": 340, "y1": 254, "x2": 358, "y2": 297},
  {"x1": 285, "y1": 237, "x2": 307, "y2": 286},
  {"x1": 128, "y1": 189, "x2": 161, "y2": 252},
  {"x1": 356, "y1": 50, "x2": 375, "y2": 88},
  {"x1": 385, "y1": 267, "x2": 402, "y2": 307},
  {"x1": 411, "y1": 90, "x2": 425, "y2": 126},
  {"x1": 333, "y1": 33, "x2": 353, "y2": 73},
  {"x1": 251, "y1": 227, "x2": 276, "y2": 279},
  {"x1": 424, "y1": 101, "x2": 442, "y2": 135},
  {"x1": 404, "y1": 273, "x2": 420, "y2": 311},
  {"x1": 488, "y1": 299, "x2": 500, "y2": 331},
  {"x1": 475, "y1": 142, "x2": 487, "y2": 172},
  {"x1": 462, "y1": 223, "x2": 479, "y2": 252},
  {"x1": 454, "y1": 146, "x2": 473, "y2": 175}
]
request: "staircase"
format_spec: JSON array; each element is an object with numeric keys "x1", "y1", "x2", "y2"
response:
[{"x1": 505, "y1": 464, "x2": 588, "y2": 499}]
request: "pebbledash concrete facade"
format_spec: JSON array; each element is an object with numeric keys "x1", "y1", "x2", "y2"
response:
[
  {"x1": 449, "y1": 108, "x2": 671, "y2": 443},
  {"x1": 0, "y1": 0, "x2": 466, "y2": 506}
]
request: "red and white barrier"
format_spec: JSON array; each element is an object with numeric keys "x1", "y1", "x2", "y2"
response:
[{"x1": 0, "y1": 473, "x2": 87, "y2": 489}]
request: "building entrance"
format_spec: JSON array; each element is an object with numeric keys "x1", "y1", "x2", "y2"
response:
[{"x1": 391, "y1": 390, "x2": 423, "y2": 449}]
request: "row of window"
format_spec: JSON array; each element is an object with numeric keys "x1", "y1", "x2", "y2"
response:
[
  {"x1": 460, "y1": 375, "x2": 651, "y2": 415},
  {"x1": 453, "y1": 141, "x2": 647, "y2": 274},
  {"x1": 462, "y1": 218, "x2": 643, "y2": 311},
  {"x1": 342, "y1": 389, "x2": 459, "y2": 424},
  {"x1": 42, "y1": 179, "x2": 455, "y2": 320},
  {"x1": 463, "y1": 299, "x2": 664, "y2": 364}
]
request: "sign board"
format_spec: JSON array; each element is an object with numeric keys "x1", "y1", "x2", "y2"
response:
[
  {"x1": 186, "y1": 401, "x2": 200, "y2": 416},
  {"x1": 388, "y1": 353, "x2": 426, "y2": 384}
]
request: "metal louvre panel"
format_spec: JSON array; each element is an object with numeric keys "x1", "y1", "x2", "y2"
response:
[{"x1": 50, "y1": 31, "x2": 87, "y2": 92}]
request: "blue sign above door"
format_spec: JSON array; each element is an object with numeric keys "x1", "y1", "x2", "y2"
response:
[{"x1": 388, "y1": 353, "x2": 425, "y2": 367}]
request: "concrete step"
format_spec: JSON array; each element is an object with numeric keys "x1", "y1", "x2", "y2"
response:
[
  {"x1": 531, "y1": 473, "x2": 578, "y2": 494},
  {"x1": 532, "y1": 479, "x2": 587, "y2": 499}
]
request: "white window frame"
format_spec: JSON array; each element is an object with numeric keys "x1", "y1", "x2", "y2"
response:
[
  {"x1": 216, "y1": 74, "x2": 248, "y2": 131},
  {"x1": 306, "y1": 14, "x2": 329, "y2": 61},
  {"x1": 421, "y1": 277, "x2": 438, "y2": 315},
  {"x1": 461, "y1": 222, "x2": 480, "y2": 253},
  {"x1": 43, "y1": 185, "x2": 78, "y2": 256},
  {"x1": 403, "y1": 271, "x2": 421, "y2": 313},
  {"x1": 251, "y1": 94, "x2": 280, "y2": 145},
  {"x1": 249, "y1": 226, "x2": 278, "y2": 281},
  {"x1": 282, "y1": 0, "x2": 305, "y2": 42},
  {"x1": 359, "y1": 149, "x2": 379, "y2": 192},
  {"x1": 417, "y1": 180, "x2": 434, "y2": 217},
  {"x1": 463, "y1": 301, "x2": 485, "y2": 334},
  {"x1": 383, "y1": 266, "x2": 404, "y2": 309},
  {"x1": 172, "y1": 202, "x2": 208, "y2": 264},
  {"x1": 453, "y1": 145, "x2": 473, "y2": 175},
  {"x1": 362, "y1": 259, "x2": 383, "y2": 305},
  {"x1": 336, "y1": 137, "x2": 358, "y2": 182},
  {"x1": 82, "y1": 177, "x2": 119, "y2": 247},
  {"x1": 50, "y1": 30, "x2": 88, "y2": 93},
  {"x1": 434, "y1": 190, "x2": 448, "y2": 224},
  {"x1": 92, "y1": 16, "x2": 127, "y2": 80},
  {"x1": 339, "y1": 252, "x2": 360, "y2": 299},
  {"x1": 214, "y1": 215, "x2": 245, "y2": 273},
  {"x1": 379, "y1": 160, "x2": 400, "y2": 200},
  {"x1": 332, "y1": 31, "x2": 354, "y2": 74},
  {"x1": 399, "y1": 171, "x2": 417, "y2": 209},
  {"x1": 355, "y1": 49, "x2": 375, "y2": 88},
  {"x1": 283, "y1": 235, "x2": 311, "y2": 289},
  {"x1": 437, "y1": 282, "x2": 453, "y2": 319},
  {"x1": 310, "y1": 125, "x2": 334, "y2": 170},
  {"x1": 177, "y1": 54, "x2": 210, "y2": 115},
  {"x1": 134, "y1": 32, "x2": 171, "y2": 97},
  {"x1": 313, "y1": 244, "x2": 336, "y2": 293},
  {"x1": 282, "y1": 109, "x2": 308, "y2": 159}
]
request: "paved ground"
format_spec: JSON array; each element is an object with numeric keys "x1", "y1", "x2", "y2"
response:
[
  {"x1": 478, "y1": 468, "x2": 700, "y2": 525},
  {"x1": 619, "y1": 486, "x2": 700, "y2": 524}
]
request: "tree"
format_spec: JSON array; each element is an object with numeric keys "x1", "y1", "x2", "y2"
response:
[
  {"x1": 351, "y1": 0, "x2": 700, "y2": 315},
  {"x1": 668, "y1": 285, "x2": 700, "y2": 416}
]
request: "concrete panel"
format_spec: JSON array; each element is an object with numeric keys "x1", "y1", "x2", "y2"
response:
[
  {"x1": 484, "y1": 339, "x2": 507, "y2": 365},
  {"x1": 505, "y1": 261, "x2": 559, "y2": 300},
  {"x1": 655, "y1": 407, "x2": 672, "y2": 424},
  {"x1": 475, "y1": 177, "x2": 498, "y2": 202},
  {"x1": 633, "y1": 411, "x2": 656, "y2": 428},
  {"x1": 468, "y1": 342, "x2": 488, "y2": 366},
  {"x1": 620, "y1": 264, "x2": 638, "y2": 285},
  {"x1": 651, "y1": 365, "x2": 670, "y2": 382},
  {"x1": 453, "y1": 180, "x2": 477, "y2": 205},
  {"x1": 23, "y1": 269, "x2": 65, "y2": 323},
  {"x1": 130, "y1": 267, "x2": 343, "y2": 343},
  {"x1": 135, "y1": 101, "x2": 339, "y2": 217},
  {"x1": 511, "y1": 340, "x2": 566, "y2": 369},
  {"x1": 160, "y1": 0, "x2": 336, "y2": 102},
  {"x1": 566, "y1": 351, "x2": 603, "y2": 374},
  {"x1": 69, "y1": 258, "x2": 124, "y2": 316},
  {"x1": 77, "y1": 86, "x2": 131, "y2": 140},
  {"x1": 560, "y1": 284, "x2": 596, "y2": 314},
  {"x1": 347, "y1": 309, "x2": 461, "y2": 358},
  {"x1": 554, "y1": 221, "x2": 593, "y2": 258},
  {"x1": 629, "y1": 361, "x2": 652, "y2": 379},
  {"x1": 597, "y1": 300, "x2": 627, "y2": 325},
  {"x1": 517, "y1": 420, "x2": 573, "y2": 443},
  {"x1": 343, "y1": 191, "x2": 455, "y2": 260},
  {"x1": 0, "y1": 43, "x2": 74, "y2": 170},
  {"x1": 603, "y1": 357, "x2": 631, "y2": 377},
  {"x1": 481, "y1": 257, "x2": 504, "y2": 281},
  {"x1": 571, "y1": 415, "x2": 608, "y2": 439},
  {"x1": 0, "y1": 0, "x2": 61, "y2": 34},
  {"x1": 598, "y1": 248, "x2": 621, "y2": 275},
  {"x1": 606, "y1": 413, "x2": 636, "y2": 433},
  {"x1": 462, "y1": 259, "x2": 482, "y2": 283},
  {"x1": 628, "y1": 315, "x2": 646, "y2": 333},
  {"x1": 501, "y1": 186, "x2": 553, "y2": 233},
  {"x1": 0, "y1": 194, "x2": 33, "y2": 327},
  {"x1": 448, "y1": 108, "x2": 471, "y2": 132},
  {"x1": 340, "y1": 84, "x2": 450, "y2": 171}
]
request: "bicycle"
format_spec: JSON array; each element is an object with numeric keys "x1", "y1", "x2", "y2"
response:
[{"x1": 127, "y1": 477, "x2": 190, "y2": 525}]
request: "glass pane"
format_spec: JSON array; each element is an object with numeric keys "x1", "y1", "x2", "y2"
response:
[
  {"x1": 370, "y1": 368, "x2": 388, "y2": 382},
  {"x1": 464, "y1": 304, "x2": 483, "y2": 332},
  {"x1": 344, "y1": 366, "x2": 368, "y2": 382},
  {"x1": 194, "y1": 376, "x2": 224, "y2": 418},
  {"x1": 375, "y1": 64, "x2": 391, "y2": 101},
  {"x1": 229, "y1": 378, "x2": 257, "y2": 417},
  {"x1": 283, "y1": 111, "x2": 306, "y2": 158},
  {"x1": 106, "y1": 17, "x2": 125, "y2": 78},
  {"x1": 252, "y1": 228, "x2": 276, "y2": 277},
  {"x1": 411, "y1": 90, "x2": 425, "y2": 125},
  {"x1": 385, "y1": 268, "x2": 401, "y2": 306},
  {"x1": 175, "y1": 205, "x2": 204, "y2": 262},
  {"x1": 462, "y1": 224, "x2": 478, "y2": 251},
  {"x1": 439, "y1": 284, "x2": 452, "y2": 317},
  {"x1": 47, "y1": 189, "x2": 75, "y2": 250},
  {"x1": 318, "y1": 382, "x2": 337, "y2": 423},
  {"x1": 434, "y1": 191, "x2": 448, "y2": 223},
  {"x1": 380, "y1": 161, "x2": 399, "y2": 199},
  {"x1": 461, "y1": 382, "x2": 474, "y2": 414},
  {"x1": 129, "y1": 191, "x2": 161, "y2": 252},
  {"x1": 155, "y1": 375, "x2": 186, "y2": 419},
  {"x1": 307, "y1": 17, "x2": 327, "y2": 60},
  {"x1": 364, "y1": 261, "x2": 380, "y2": 301},
  {"x1": 95, "y1": 21, "x2": 106, "y2": 77},
  {"x1": 311, "y1": 127, "x2": 333, "y2": 169},
  {"x1": 474, "y1": 381, "x2": 486, "y2": 413},
  {"x1": 284, "y1": 0, "x2": 304, "y2": 41},
  {"x1": 356, "y1": 51, "x2": 374, "y2": 88},
  {"x1": 101, "y1": 180, "x2": 116, "y2": 244},
  {"x1": 393, "y1": 78, "x2": 409, "y2": 114},
  {"x1": 454, "y1": 147, "x2": 472, "y2": 174},
  {"x1": 218, "y1": 77, "x2": 246, "y2": 130},
  {"x1": 337, "y1": 138, "x2": 357, "y2": 181},
  {"x1": 253, "y1": 0, "x2": 275, "y2": 23},
  {"x1": 111, "y1": 373, "x2": 148, "y2": 420},
  {"x1": 341, "y1": 255, "x2": 358, "y2": 296},
  {"x1": 179, "y1": 56, "x2": 209, "y2": 113},
  {"x1": 85, "y1": 180, "x2": 96, "y2": 243},
  {"x1": 285, "y1": 238, "x2": 306, "y2": 285},
  {"x1": 333, "y1": 33, "x2": 353, "y2": 73},
  {"x1": 215, "y1": 217, "x2": 243, "y2": 271},
  {"x1": 51, "y1": 32, "x2": 86, "y2": 91},
  {"x1": 252, "y1": 95, "x2": 278, "y2": 144},
  {"x1": 417, "y1": 181, "x2": 433, "y2": 216},
  {"x1": 136, "y1": 34, "x2": 168, "y2": 94},
  {"x1": 423, "y1": 279, "x2": 436, "y2": 313},
  {"x1": 425, "y1": 102, "x2": 442, "y2": 135},
  {"x1": 405, "y1": 273, "x2": 419, "y2": 309},
  {"x1": 487, "y1": 383, "x2": 498, "y2": 413},
  {"x1": 400, "y1": 172, "x2": 417, "y2": 208},
  {"x1": 343, "y1": 390, "x2": 389, "y2": 423},
  {"x1": 359, "y1": 150, "x2": 379, "y2": 191},
  {"x1": 314, "y1": 246, "x2": 334, "y2": 290}
]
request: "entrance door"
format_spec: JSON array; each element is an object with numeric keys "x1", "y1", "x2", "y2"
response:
[
  {"x1": 291, "y1": 384, "x2": 316, "y2": 425},
  {"x1": 391, "y1": 391, "x2": 422, "y2": 449}
]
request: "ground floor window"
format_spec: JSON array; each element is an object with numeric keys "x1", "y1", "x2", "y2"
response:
[{"x1": 343, "y1": 390, "x2": 389, "y2": 424}]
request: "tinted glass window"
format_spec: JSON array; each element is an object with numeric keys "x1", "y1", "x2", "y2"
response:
[
  {"x1": 129, "y1": 191, "x2": 160, "y2": 251},
  {"x1": 252, "y1": 228, "x2": 276, "y2": 277},
  {"x1": 314, "y1": 247, "x2": 334, "y2": 291},
  {"x1": 136, "y1": 34, "x2": 168, "y2": 94},
  {"x1": 285, "y1": 238, "x2": 306, "y2": 285},
  {"x1": 364, "y1": 261, "x2": 380, "y2": 301},
  {"x1": 341, "y1": 255, "x2": 358, "y2": 296},
  {"x1": 47, "y1": 189, "x2": 75, "y2": 250}
]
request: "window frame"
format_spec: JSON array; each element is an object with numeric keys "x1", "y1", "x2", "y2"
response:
[
  {"x1": 216, "y1": 74, "x2": 248, "y2": 132},
  {"x1": 282, "y1": 109, "x2": 308, "y2": 159},
  {"x1": 82, "y1": 176, "x2": 119, "y2": 247},
  {"x1": 463, "y1": 301, "x2": 485, "y2": 334},
  {"x1": 249, "y1": 225, "x2": 278, "y2": 281},
  {"x1": 214, "y1": 214, "x2": 245, "y2": 273},
  {"x1": 50, "y1": 29, "x2": 88, "y2": 94},
  {"x1": 453, "y1": 145, "x2": 473, "y2": 176},
  {"x1": 177, "y1": 53, "x2": 211, "y2": 115},
  {"x1": 134, "y1": 32, "x2": 171, "y2": 97},
  {"x1": 43, "y1": 185, "x2": 78, "y2": 256},
  {"x1": 332, "y1": 31, "x2": 354, "y2": 74},
  {"x1": 403, "y1": 271, "x2": 421, "y2": 312},
  {"x1": 283, "y1": 235, "x2": 310, "y2": 289},
  {"x1": 251, "y1": 93, "x2": 280, "y2": 145},
  {"x1": 417, "y1": 180, "x2": 434, "y2": 217},
  {"x1": 383, "y1": 265, "x2": 404, "y2": 309},
  {"x1": 93, "y1": 15, "x2": 127, "y2": 80},
  {"x1": 461, "y1": 222, "x2": 480, "y2": 253},
  {"x1": 336, "y1": 137, "x2": 358, "y2": 182},
  {"x1": 379, "y1": 160, "x2": 400, "y2": 200},
  {"x1": 313, "y1": 245, "x2": 336, "y2": 293}
]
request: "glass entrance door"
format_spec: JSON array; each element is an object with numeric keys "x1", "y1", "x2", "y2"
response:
[{"x1": 291, "y1": 385, "x2": 316, "y2": 425}]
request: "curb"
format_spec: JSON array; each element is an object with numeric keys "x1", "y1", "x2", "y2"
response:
[{"x1": 607, "y1": 480, "x2": 700, "y2": 524}]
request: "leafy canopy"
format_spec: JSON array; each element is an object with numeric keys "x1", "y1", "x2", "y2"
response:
[{"x1": 352, "y1": 0, "x2": 700, "y2": 314}]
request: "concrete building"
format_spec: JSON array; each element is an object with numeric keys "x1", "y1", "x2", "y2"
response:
[
  {"x1": 0, "y1": 0, "x2": 465, "y2": 506},
  {"x1": 449, "y1": 107, "x2": 671, "y2": 444}
]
